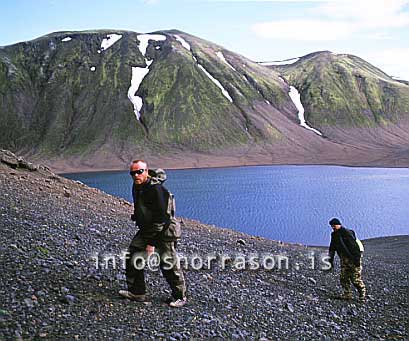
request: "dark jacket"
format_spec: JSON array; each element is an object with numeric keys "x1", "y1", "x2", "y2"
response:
[
  {"x1": 132, "y1": 178, "x2": 169, "y2": 240},
  {"x1": 329, "y1": 227, "x2": 361, "y2": 266}
]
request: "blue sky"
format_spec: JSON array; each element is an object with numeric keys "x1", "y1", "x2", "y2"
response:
[{"x1": 2, "y1": 0, "x2": 409, "y2": 80}]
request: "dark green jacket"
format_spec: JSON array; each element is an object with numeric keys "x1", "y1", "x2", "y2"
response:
[
  {"x1": 329, "y1": 227, "x2": 361, "y2": 265},
  {"x1": 132, "y1": 178, "x2": 169, "y2": 240}
]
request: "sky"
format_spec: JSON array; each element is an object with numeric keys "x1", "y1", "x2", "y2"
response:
[{"x1": 2, "y1": 0, "x2": 409, "y2": 80}]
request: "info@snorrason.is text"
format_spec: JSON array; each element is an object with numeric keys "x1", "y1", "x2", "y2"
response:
[{"x1": 91, "y1": 251, "x2": 332, "y2": 271}]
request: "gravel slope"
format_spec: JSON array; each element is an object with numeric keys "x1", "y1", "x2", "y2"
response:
[{"x1": 0, "y1": 150, "x2": 408, "y2": 340}]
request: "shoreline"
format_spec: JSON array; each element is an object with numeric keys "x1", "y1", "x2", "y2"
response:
[
  {"x1": 3, "y1": 149, "x2": 406, "y2": 246},
  {"x1": 306, "y1": 234, "x2": 409, "y2": 249},
  {"x1": 57, "y1": 161, "x2": 409, "y2": 175}
]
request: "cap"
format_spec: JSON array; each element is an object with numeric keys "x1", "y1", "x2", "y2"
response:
[{"x1": 329, "y1": 218, "x2": 341, "y2": 226}]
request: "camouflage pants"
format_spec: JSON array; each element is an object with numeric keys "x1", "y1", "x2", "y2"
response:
[
  {"x1": 126, "y1": 234, "x2": 186, "y2": 299},
  {"x1": 340, "y1": 256, "x2": 366, "y2": 298}
]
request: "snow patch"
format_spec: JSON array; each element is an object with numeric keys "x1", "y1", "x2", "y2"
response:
[
  {"x1": 288, "y1": 86, "x2": 322, "y2": 136},
  {"x1": 61, "y1": 37, "x2": 72, "y2": 42},
  {"x1": 197, "y1": 64, "x2": 233, "y2": 102},
  {"x1": 128, "y1": 65, "x2": 151, "y2": 120},
  {"x1": 216, "y1": 51, "x2": 236, "y2": 71},
  {"x1": 137, "y1": 34, "x2": 166, "y2": 56},
  {"x1": 100, "y1": 34, "x2": 122, "y2": 52},
  {"x1": 174, "y1": 34, "x2": 191, "y2": 51},
  {"x1": 260, "y1": 58, "x2": 299, "y2": 66},
  {"x1": 90, "y1": 66, "x2": 96, "y2": 72},
  {"x1": 279, "y1": 76, "x2": 286, "y2": 83},
  {"x1": 173, "y1": 34, "x2": 233, "y2": 103},
  {"x1": 127, "y1": 34, "x2": 168, "y2": 120}
]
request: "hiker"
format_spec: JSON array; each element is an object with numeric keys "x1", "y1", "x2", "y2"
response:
[
  {"x1": 119, "y1": 160, "x2": 187, "y2": 307},
  {"x1": 327, "y1": 218, "x2": 366, "y2": 302}
]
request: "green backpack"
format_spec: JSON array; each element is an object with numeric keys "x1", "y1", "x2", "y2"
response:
[{"x1": 148, "y1": 169, "x2": 182, "y2": 240}]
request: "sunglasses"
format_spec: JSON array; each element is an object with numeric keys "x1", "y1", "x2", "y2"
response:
[{"x1": 130, "y1": 169, "x2": 145, "y2": 176}]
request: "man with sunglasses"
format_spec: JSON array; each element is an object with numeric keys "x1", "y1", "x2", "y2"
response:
[{"x1": 119, "y1": 160, "x2": 187, "y2": 307}]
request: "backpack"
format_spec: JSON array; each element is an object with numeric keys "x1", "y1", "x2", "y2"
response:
[
  {"x1": 355, "y1": 238, "x2": 365, "y2": 253},
  {"x1": 341, "y1": 229, "x2": 365, "y2": 253},
  {"x1": 338, "y1": 228, "x2": 364, "y2": 262},
  {"x1": 349, "y1": 229, "x2": 365, "y2": 253},
  {"x1": 148, "y1": 169, "x2": 181, "y2": 240}
]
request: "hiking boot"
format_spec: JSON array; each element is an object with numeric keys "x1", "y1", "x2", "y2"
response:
[
  {"x1": 169, "y1": 297, "x2": 187, "y2": 308},
  {"x1": 119, "y1": 290, "x2": 146, "y2": 302}
]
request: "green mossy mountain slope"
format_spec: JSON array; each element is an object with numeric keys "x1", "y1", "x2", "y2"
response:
[
  {"x1": 0, "y1": 31, "x2": 408, "y2": 168},
  {"x1": 273, "y1": 51, "x2": 409, "y2": 129},
  {"x1": 0, "y1": 29, "x2": 288, "y2": 157}
]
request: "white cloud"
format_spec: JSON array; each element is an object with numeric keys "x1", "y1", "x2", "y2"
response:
[
  {"x1": 367, "y1": 33, "x2": 394, "y2": 40},
  {"x1": 252, "y1": 0, "x2": 409, "y2": 41},
  {"x1": 206, "y1": 0, "x2": 336, "y2": 2},
  {"x1": 253, "y1": 20, "x2": 354, "y2": 41},
  {"x1": 363, "y1": 48, "x2": 409, "y2": 80},
  {"x1": 318, "y1": 0, "x2": 409, "y2": 29}
]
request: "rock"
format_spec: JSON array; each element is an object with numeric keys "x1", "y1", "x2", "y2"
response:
[
  {"x1": 61, "y1": 287, "x2": 70, "y2": 294},
  {"x1": 308, "y1": 277, "x2": 317, "y2": 285},
  {"x1": 237, "y1": 239, "x2": 246, "y2": 246},
  {"x1": 286, "y1": 303, "x2": 295, "y2": 313},
  {"x1": 60, "y1": 294, "x2": 75, "y2": 304},
  {"x1": 1, "y1": 154, "x2": 18, "y2": 168},
  {"x1": 64, "y1": 190, "x2": 71, "y2": 198},
  {"x1": 18, "y1": 159, "x2": 38, "y2": 171},
  {"x1": 0, "y1": 309, "x2": 10, "y2": 316},
  {"x1": 24, "y1": 298, "x2": 34, "y2": 308}
]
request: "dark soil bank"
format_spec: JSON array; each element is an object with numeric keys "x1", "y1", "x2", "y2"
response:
[{"x1": 0, "y1": 150, "x2": 408, "y2": 340}]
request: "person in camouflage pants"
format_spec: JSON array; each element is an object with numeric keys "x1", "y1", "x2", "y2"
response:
[
  {"x1": 328, "y1": 218, "x2": 366, "y2": 301},
  {"x1": 340, "y1": 256, "x2": 366, "y2": 300}
]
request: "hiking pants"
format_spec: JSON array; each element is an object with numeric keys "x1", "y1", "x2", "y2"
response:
[
  {"x1": 340, "y1": 256, "x2": 366, "y2": 297},
  {"x1": 126, "y1": 234, "x2": 186, "y2": 299}
]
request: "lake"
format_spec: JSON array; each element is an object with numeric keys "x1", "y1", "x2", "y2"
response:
[{"x1": 63, "y1": 165, "x2": 409, "y2": 246}]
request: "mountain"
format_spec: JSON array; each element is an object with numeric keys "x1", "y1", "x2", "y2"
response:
[
  {"x1": 0, "y1": 30, "x2": 408, "y2": 171},
  {"x1": 268, "y1": 51, "x2": 409, "y2": 128}
]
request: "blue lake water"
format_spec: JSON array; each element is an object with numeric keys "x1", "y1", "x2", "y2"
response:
[{"x1": 63, "y1": 165, "x2": 409, "y2": 246}]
